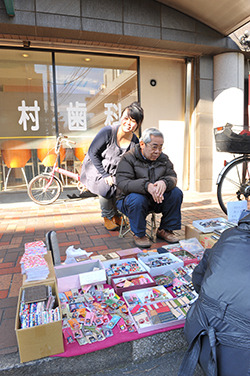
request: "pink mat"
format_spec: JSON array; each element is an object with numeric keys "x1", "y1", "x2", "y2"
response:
[{"x1": 53, "y1": 322, "x2": 184, "y2": 358}]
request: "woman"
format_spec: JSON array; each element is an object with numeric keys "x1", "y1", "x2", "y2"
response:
[{"x1": 80, "y1": 102, "x2": 144, "y2": 230}]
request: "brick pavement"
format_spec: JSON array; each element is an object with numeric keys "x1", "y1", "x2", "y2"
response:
[{"x1": 0, "y1": 191, "x2": 225, "y2": 357}]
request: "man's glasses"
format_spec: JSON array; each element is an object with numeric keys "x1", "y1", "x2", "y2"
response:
[{"x1": 145, "y1": 143, "x2": 163, "y2": 152}]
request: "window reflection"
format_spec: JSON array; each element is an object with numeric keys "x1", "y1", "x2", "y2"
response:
[{"x1": 0, "y1": 50, "x2": 138, "y2": 191}]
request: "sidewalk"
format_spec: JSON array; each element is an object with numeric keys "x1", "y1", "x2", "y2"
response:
[{"x1": 0, "y1": 189, "x2": 225, "y2": 373}]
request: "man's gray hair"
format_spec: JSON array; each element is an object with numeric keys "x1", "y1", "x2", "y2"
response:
[{"x1": 140, "y1": 128, "x2": 164, "y2": 144}]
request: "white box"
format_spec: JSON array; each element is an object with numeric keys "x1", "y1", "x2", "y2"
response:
[
  {"x1": 102, "y1": 257, "x2": 147, "y2": 284},
  {"x1": 123, "y1": 286, "x2": 186, "y2": 334},
  {"x1": 137, "y1": 253, "x2": 184, "y2": 277},
  {"x1": 55, "y1": 260, "x2": 106, "y2": 292}
]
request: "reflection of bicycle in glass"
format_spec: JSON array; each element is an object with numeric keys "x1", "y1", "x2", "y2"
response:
[
  {"x1": 28, "y1": 134, "x2": 87, "y2": 205},
  {"x1": 214, "y1": 124, "x2": 250, "y2": 214}
]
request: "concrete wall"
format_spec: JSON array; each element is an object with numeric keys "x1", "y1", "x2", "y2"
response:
[
  {"x1": 140, "y1": 56, "x2": 186, "y2": 188},
  {"x1": 194, "y1": 56, "x2": 214, "y2": 192},
  {"x1": 0, "y1": 0, "x2": 238, "y2": 54}
]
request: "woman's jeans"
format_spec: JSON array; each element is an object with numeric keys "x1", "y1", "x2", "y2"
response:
[
  {"x1": 99, "y1": 195, "x2": 118, "y2": 219},
  {"x1": 116, "y1": 187, "x2": 183, "y2": 237},
  {"x1": 98, "y1": 178, "x2": 117, "y2": 219}
]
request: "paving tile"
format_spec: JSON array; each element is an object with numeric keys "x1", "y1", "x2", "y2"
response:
[
  {"x1": 0, "y1": 274, "x2": 12, "y2": 289},
  {"x1": 0, "y1": 290, "x2": 8, "y2": 299},
  {"x1": 0, "y1": 318, "x2": 17, "y2": 349},
  {"x1": 90, "y1": 234, "x2": 111, "y2": 240},
  {"x1": 85, "y1": 245, "x2": 108, "y2": 252},
  {"x1": 0, "y1": 266, "x2": 21, "y2": 275},
  {"x1": 3, "y1": 306, "x2": 17, "y2": 320},
  {"x1": 9, "y1": 274, "x2": 22, "y2": 298},
  {"x1": 59, "y1": 241, "x2": 80, "y2": 247},
  {"x1": 0, "y1": 263, "x2": 14, "y2": 269}
]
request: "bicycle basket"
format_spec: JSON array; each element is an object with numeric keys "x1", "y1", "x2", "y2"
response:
[{"x1": 214, "y1": 123, "x2": 250, "y2": 154}]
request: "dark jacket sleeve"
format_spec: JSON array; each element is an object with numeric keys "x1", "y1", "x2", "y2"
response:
[
  {"x1": 116, "y1": 153, "x2": 149, "y2": 195},
  {"x1": 88, "y1": 126, "x2": 112, "y2": 178},
  {"x1": 158, "y1": 159, "x2": 177, "y2": 192},
  {"x1": 192, "y1": 250, "x2": 209, "y2": 293}
]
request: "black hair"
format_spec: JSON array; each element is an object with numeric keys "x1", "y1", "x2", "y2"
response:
[{"x1": 123, "y1": 102, "x2": 144, "y2": 130}]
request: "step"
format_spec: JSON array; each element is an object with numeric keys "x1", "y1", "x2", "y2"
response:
[{"x1": 0, "y1": 328, "x2": 188, "y2": 375}]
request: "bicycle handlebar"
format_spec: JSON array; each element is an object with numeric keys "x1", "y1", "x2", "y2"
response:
[
  {"x1": 55, "y1": 134, "x2": 76, "y2": 153},
  {"x1": 66, "y1": 139, "x2": 76, "y2": 145}
]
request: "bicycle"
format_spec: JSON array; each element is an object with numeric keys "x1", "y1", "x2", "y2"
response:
[
  {"x1": 214, "y1": 124, "x2": 250, "y2": 214},
  {"x1": 28, "y1": 134, "x2": 87, "y2": 205}
]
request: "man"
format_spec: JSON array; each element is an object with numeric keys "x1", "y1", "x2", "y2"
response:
[
  {"x1": 178, "y1": 211, "x2": 250, "y2": 376},
  {"x1": 116, "y1": 127, "x2": 183, "y2": 248}
]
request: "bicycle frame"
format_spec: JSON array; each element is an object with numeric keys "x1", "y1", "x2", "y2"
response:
[
  {"x1": 28, "y1": 134, "x2": 87, "y2": 205},
  {"x1": 42, "y1": 166, "x2": 80, "y2": 192},
  {"x1": 42, "y1": 134, "x2": 81, "y2": 192}
]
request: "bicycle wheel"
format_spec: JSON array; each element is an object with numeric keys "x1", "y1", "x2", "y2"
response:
[
  {"x1": 28, "y1": 174, "x2": 61, "y2": 205},
  {"x1": 217, "y1": 157, "x2": 250, "y2": 214}
]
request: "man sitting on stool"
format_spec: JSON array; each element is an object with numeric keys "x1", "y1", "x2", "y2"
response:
[{"x1": 116, "y1": 127, "x2": 183, "y2": 248}]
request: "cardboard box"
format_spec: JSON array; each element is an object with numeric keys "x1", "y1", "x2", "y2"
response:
[
  {"x1": 111, "y1": 272, "x2": 156, "y2": 295},
  {"x1": 185, "y1": 224, "x2": 202, "y2": 240},
  {"x1": 102, "y1": 257, "x2": 147, "y2": 284},
  {"x1": 22, "y1": 251, "x2": 56, "y2": 286},
  {"x1": 15, "y1": 279, "x2": 64, "y2": 363},
  {"x1": 199, "y1": 233, "x2": 218, "y2": 249},
  {"x1": 137, "y1": 253, "x2": 184, "y2": 277},
  {"x1": 55, "y1": 260, "x2": 106, "y2": 292}
]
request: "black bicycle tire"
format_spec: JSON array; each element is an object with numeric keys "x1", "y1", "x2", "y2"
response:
[
  {"x1": 28, "y1": 174, "x2": 61, "y2": 205},
  {"x1": 217, "y1": 156, "x2": 250, "y2": 214}
]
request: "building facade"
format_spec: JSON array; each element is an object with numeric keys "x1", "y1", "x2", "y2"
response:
[{"x1": 0, "y1": 0, "x2": 248, "y2": 194}]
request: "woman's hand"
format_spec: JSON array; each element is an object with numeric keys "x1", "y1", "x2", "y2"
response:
[{"x1": 104, "y1": 176, "x2": 114, "y2": 186}]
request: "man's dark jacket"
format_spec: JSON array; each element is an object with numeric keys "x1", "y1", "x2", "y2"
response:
[
  {"x1": 116, "y1": 143, "x2": 177, "y2": 200},
  {"x1": 179, "y1": 213, "x2": 250, "y2": 376}
]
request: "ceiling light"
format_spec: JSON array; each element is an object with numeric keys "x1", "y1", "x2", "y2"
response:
[
  {"x1": 84, "y1": 58, "x2": 91, "y2": 62},
  {"x1": 22, "y1": 53, "x2": 29, "y2": 58}
]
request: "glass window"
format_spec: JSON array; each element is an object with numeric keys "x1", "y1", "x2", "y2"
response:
[
  {"x1": 0, "y1": 49, "x2": 138, "y2": 192},
  {"x1": 0, "y1": 49, "x2": 54, "y2": 190},
  {"x1": 54, "y1": 52, "x2": 138, "y2": 170}
]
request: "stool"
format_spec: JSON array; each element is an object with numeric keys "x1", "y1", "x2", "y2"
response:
[{"x1": 118, "y1": 211, "x2": 157, "y2": 242}]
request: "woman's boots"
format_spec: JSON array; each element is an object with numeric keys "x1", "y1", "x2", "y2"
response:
[{"x1": 103, "y1": 215, "x2": 122, "y2": 231}]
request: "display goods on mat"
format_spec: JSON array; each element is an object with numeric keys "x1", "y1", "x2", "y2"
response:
[
  {"x1": 122, "y1": 284, "x2": 194, "y2": 334},
  {"x1": 137, "y1": 252, "x2": 183, "y2": 277},
  {"x1": 103, "y1": 258, "x2": 146, "y2": 284},
  {"x1": 111, "y1": 272, "x2": 156, "y2": 295}
]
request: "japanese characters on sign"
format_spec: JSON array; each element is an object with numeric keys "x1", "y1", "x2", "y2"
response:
[
  {"x1": 17, "y1": 101, "x2": 121, "y2": 132},
  {"x1": 18, "y1": 100, "x2": 40, "y2": 131}
]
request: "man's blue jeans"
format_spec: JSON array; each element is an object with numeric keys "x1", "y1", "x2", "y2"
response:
[{"x1": 116, "y1": 187, "x2": 183, "y2": 237}]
